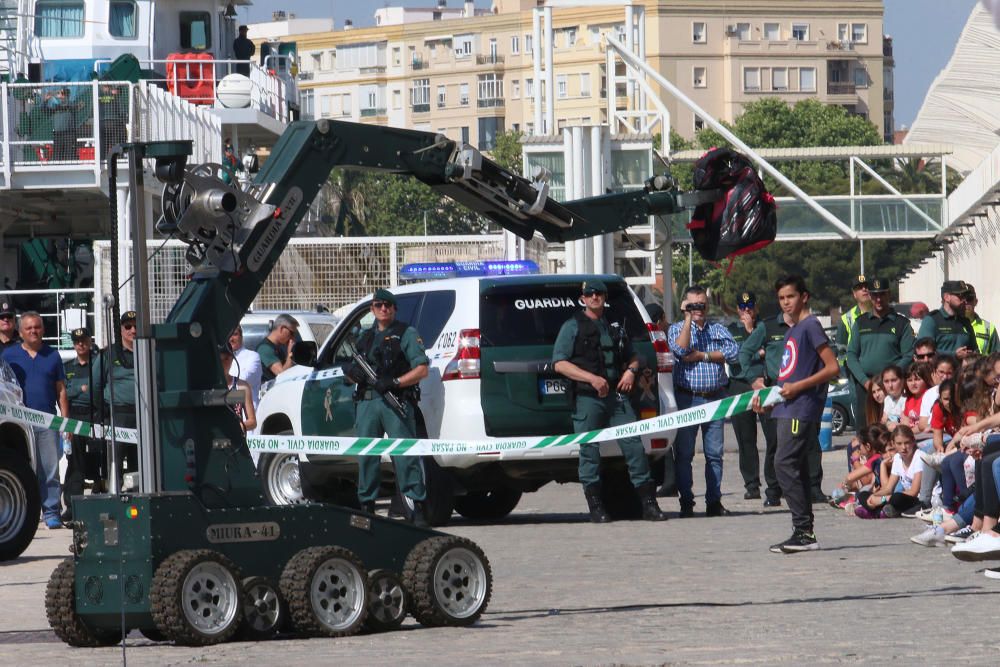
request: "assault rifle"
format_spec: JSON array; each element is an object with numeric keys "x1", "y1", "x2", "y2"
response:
[{"x1": 345, "y1": 336, "x2": 408, "y2": 420}]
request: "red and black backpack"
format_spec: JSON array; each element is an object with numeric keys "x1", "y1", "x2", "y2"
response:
[{"x1": 687, "y1": 147, "x2": 777, "y2": 264}]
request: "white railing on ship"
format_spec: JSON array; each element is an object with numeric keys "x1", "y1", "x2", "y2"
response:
[
  {"x1": 94, "y1": 57, "x2": 295, "y2": 125},
  {"x1": 0, "y1": 80, "x2": 218, "y2": 180},
  {"x1": 0, "y1": 288, "x2": 96, "y2": 353}
]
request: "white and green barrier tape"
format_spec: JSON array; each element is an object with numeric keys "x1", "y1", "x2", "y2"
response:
[{"x1": 0, "y1": 387, "x2": 784, "y2": 458}]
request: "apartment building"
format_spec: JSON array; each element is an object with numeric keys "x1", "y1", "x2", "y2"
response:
[{"x1": 271, "y1": 0, "x2": 893, "y2": 151}]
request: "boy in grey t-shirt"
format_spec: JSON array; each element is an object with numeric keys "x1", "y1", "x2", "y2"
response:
[{"x1": 753, "y1": 275, "x2": 840, "y2": 554}]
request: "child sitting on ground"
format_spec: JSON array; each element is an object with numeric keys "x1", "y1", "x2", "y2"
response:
[
  {"x1": 835, "y1": 424, "x2": 889, "y2": 507},
  {"x1": 855, "y1": 425, "x2": 924, "y2": 519},
  {"x1": 881, "y1": 365, "x2": 906, "y2": 432}
]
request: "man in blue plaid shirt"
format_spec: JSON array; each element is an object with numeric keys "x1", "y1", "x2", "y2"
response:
[{"x1": 667, "y1": 285, "x2": 739, "y2": 518}]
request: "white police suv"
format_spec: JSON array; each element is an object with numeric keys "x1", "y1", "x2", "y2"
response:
[
  {"x1": 0, "y1": 356, "x2": 39, "y2": 560},
  {"x1": 253, "y1": 261, "x2": 676, "y2": 525}
]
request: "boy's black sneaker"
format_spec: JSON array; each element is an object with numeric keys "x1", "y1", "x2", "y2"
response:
[
  {"x1": 769, "y1": 530, "x2": 819, "y2": 554},
  {"x1": 763, "y1": 497, "x2": 782, "y2": 508}
]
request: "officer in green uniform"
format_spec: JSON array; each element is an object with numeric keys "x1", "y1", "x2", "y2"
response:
[
  {"x1": 347, "y1": 289, "x2": 430, "y2": 527},
  {"x1": 744, "y1": 310, "x2": 790, "y2": 506},
  {"x1": 61, "y1": 327, "x2": 103, "y2": 519},
  {"x1": 100, "y1": 310, "x2": 138, "y2": 476},
  {"x1": 835, "y1": 275, "x2": 871, "y2": 364},
  {"x1": 846, "y1": 278, "x2": 915, "y2": 431},
  {"x1": 964, "y1": 285, "x2": 998, "y2": 355},
  {"x1": 727, "y1": 292, "x2": 766, "y2": 500},
  {"x1": 917, "y1": 280, "x2": 976, "y2": 359},
  {"x1": 552, "y1": 280, "x2": 667, "y2": 523}
]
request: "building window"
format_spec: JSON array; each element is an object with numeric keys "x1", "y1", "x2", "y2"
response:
[
  {"x1": 525, "y1": 78, "x2": 534, "y2": 97},
  {"x1": 35, "y1": 1, "x2": 85, "y2": 37},
  {"x1": 437, "y1": 84, "x2": 447, "y2": 108},
  {"x1": 692, "y1": 22, "x2": 706, "y2": 43},
  {"x1": 854, "y1": 67, "x2": 868, "y2": 88},
  {"x1": 512, "y1": 79, "x2": 520, "y2": 99},
  {"x1": 743, "y1": 67, "x2": 760, "y2": 92},
  {"x1": 736, "y1": 22, "x2": 750, "y2": 40},
  {"x1": 478, "y1": 73, "x2": 503, "y2": 106},
  {"x1": 489, "y1": 38, "x2": 497, "y2": 59},
  {"x1": 410, "y1": 78, "x2": 430, "y2": 110},
  {"x1": 478, "y1": 117, "x2": 504, "y2": 150},
  {"x1": 525, "y1": 34, "x2": 532, "y2": 54},
  {"x1": 455, "y1": 34, "x2": 473, "y2": 57},
  {"x1": 693, "y1": 66, "x2": 706, "y2": 88},
  {"x1": 461, "y1": 126, "x2": 470, "y2": 144},
  {"x1": 392, "y1": 47, "x2": 400, "y2": 66},
  {"x1": 791, "y1": 23, "x2": 809, "y2": 41},
  {"x1": 694, "y1": 115, "x2": 705, "y2": 132},
  {"x1": 852, "y1": 23, "x2": 867, "y2": 43},
  {"x1": 300, "y1": 89, "x2": 314, "y2": 120},
  {"x1": 579, "y1": 72, "x2": 591, "y2": 97},
  {"x1": 342, "y1": 93, "x2": 352, "y2": 115},
  {"x1": 392, "y1": 89, "x2": 401, "y2": 109},
  {"x1": 838, "y1": 23, "x2": 849, "y2": 42},
  {"x1": 179, "y1": 11, "x2": 211, "y2": 49},
  {"x1": 565, "y1": 28, "x2": 577, "y2": 47},
  {"x1": 459, "y1": 82, "x2": 469, "y2": 106},
  {"x1": 511, "y1": 35, "x2": 519, "y2": 54},
  {"x1": 109, "y1": 1, "x2": 137, "y2": 38},
  {"x1": 772, "y1": 68, "x2": 787, "y2": 91},
  {"x1": 320, "y1": 95, "x2": 331, "y2": 118},
  {"x1": 557, "y1": 74, "x2": 567, "y2": 98},
  {"x1": 763, "y1": 23, "x2": 780, "y2": 40},
  {"x1": 799, "y1": 67, "x2": 816, "y2": 92}
]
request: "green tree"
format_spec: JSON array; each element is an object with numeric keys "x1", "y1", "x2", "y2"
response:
[{"x1": 489, "y1": 129, "x2": 524, "y2": 174}]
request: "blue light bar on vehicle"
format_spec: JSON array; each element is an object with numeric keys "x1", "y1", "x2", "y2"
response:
[{"x1": 399, "y1": 260, "x2": 540, "y2": 281}]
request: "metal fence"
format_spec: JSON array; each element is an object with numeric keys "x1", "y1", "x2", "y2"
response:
[
  {"x1": 93, "y1": 235, "x2": 548, "y2": 344},
  {"x1": 0, "y1": 288, "x2": 96, "y2": 353}
]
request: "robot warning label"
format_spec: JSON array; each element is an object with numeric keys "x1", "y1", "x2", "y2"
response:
[{"x1": 206, "y1": 521, "x2": 281, "y2": 543}]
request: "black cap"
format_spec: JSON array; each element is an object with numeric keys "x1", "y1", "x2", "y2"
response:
[
  {"x1": 0, "y1": 298, "x2": 13, "y2": 316},
  {"x1": 119, "y1": 310, "x2": 137, "y2": 324},
  {"x1": 852, "y1": 275, "x2": 868, "y2": 289},
  {"x1": 866, "y1": 277, "x2": 889, "y2": 293},
  {"x1": 941, "y1": 280, "x2": 969, "y2": 296},
  {"x1": 737, "y1": 291, "x2": 757, "y2": 307},
  {"x1": 372, "y1": 288, "x2": 397, "y2": 306},
  {"x1": 581, "y1": 279, "x2": 608, "y2": 294},
  {"x1": 70, "y1": 327, "x2": 91, "y2": 342}
]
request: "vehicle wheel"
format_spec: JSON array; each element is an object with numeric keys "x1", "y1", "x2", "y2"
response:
[
  {"x1": 0, "y1": 448, "x2": 40, "y2": 561},
  {"x1": 402, "y1": 536, "x2": 492, "y2": 627},
  {"x1": 46, "y1": 558, "x2": 121, "y2": 647},
  {"x1": 150, "y1": 549, "x2": 244, "y2": 646},
  {"x1": 397, "y1": 457, "x2": 454, "y2": 527},
  {"x1": 831, "y1": 404, "x2": 848, "y2": 436},
  {"x1": 259, "y1": 451, "x2": 306, "y2": 506},
  {"x1": 280, "y1": 546, "x2": 368, "y2": 637},
  {"x1": 453, "y1": 487, "x2": 522, "y2": 520},
  {"x1": 600, "y1": 468, "x2": 642, "y2": 520},
  {"x1": 240, "y1": 576, "x2": 285, "y2": 640},
  {"x1": 364, "y1": 569, "x2": 407, "y2": 633}
]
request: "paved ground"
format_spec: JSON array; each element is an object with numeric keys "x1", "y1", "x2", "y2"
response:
[{"x1": 4, "y1": 432, "x2": 1000, "y2": 665}]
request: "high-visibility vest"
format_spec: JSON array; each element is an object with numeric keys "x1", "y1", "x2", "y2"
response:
[
  {"x1": 841, "y1": 305, "x2": 862, "y2": 347},
  {"x1": 972, "y1": 316, "x2": 997, "y2": 354}
]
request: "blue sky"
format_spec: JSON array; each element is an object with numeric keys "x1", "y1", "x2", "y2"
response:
[{"x1": 243, "y1": 0, "x2": 980, "y2": 129}]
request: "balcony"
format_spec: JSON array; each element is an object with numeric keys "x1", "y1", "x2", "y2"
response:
[
  {"x1": 360, "y1": 107, "x2": 387, "y2": 117},
  {"x1": 360, "y1": 65, "x2": 387, "y2": 76},
  {"x1": 411, "y1": 103, "x2": 430, "y2": 113},
  {"x1": 478, "y1": 98, "x2": 504, "y2": 109},
  {"x1": 476, "y1": 54, "x2": 505, "y2": 67},
  {"x1": 411, "y1": 58, "x2": 428, "y2": 71},
  {"x1": 827, "y1": 82, "x2": 857, "y2": 95}
]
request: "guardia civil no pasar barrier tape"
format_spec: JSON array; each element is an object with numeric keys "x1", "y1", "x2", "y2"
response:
[{"x1": 0, "y1": 387, "x2": 784, "y2": 458}]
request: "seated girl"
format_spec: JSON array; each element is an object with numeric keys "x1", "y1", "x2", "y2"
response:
[{"x1": 855, "y1": 425, "x2": 924, "y2": 519}]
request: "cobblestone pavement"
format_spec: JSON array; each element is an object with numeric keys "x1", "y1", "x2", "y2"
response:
[{"x1": 3, "y1": 434, "x2": 999, "y2": 665}]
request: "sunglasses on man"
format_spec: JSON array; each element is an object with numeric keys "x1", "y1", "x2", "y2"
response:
[
  {"x1": 371, "y1": 301, "x2": 395, "y2": 310},
  {"x1": 582, "y1": 289, "x2": 606, "y2": 297}
]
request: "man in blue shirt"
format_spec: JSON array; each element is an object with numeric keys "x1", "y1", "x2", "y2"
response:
[
  {"x1": 667, "y1": 285, "x2": 739, "y2": 517},
  {"x1": 2, "y1": 311, "x2": 69, "y2": 528}
]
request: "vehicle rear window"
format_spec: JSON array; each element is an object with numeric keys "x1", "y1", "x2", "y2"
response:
[
  {"x1": 414, "y1": 290, "x2": 456, "y2": 346},
  {"x1": 480, "y1": 283, "x2": 647, "y2": 347}
]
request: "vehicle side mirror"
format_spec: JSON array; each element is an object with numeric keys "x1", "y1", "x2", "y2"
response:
[{"x1": 292, "y1": 341, "x2": 317, "y2": 367}]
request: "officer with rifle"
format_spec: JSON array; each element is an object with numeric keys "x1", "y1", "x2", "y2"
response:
[
  {"x1": 61, "y1": 327, "x2": 104, "y2": 520},
  {"x1": 346, "y1": 288, "x2": 430, "y2": 527},
  {"x1": 552, "y1": 280, "x2": 668, "y2": 523}
]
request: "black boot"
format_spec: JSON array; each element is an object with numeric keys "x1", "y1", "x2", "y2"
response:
[
  {"x1": 411, "y1": 500, "x2": 430, "y2": 529},
  {"x1": 636, "y1": 482, "x2": 668, "y2": 521},
  {"x1": 583, "y1": 484, "x2": 612, "y2": 523}
]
